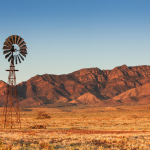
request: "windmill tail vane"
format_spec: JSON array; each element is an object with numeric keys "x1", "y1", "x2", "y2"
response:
[{"x1": 1, "y1": 35, "x2": 28, "y2": 129}]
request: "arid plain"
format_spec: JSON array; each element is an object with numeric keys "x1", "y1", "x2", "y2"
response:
[
  {"x1": 1, "y1": 105, "x2": 150, "y2": 149},
  {"x1": 1, "y1": 65, "x2": 150, "y2": 149}
]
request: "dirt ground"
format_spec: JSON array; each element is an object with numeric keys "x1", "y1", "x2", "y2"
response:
[{"x1": 0, "y1": 104, "x2": 150, "y2": 149}]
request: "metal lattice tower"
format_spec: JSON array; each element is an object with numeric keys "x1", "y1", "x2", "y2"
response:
[
  {"x1": 2, "y1": 61, "x2": 21, "y2": 128},
  {"x1": 1, "y1": 35, "x2": 27, "y2": 129}
]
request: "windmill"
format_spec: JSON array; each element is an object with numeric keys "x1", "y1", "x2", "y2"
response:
[{"x1": 1, "y1": 35, "x2": 27, "y2": 128}]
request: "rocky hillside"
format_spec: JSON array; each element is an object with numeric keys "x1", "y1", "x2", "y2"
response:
[
  {"x1": 113, "y1": 83, "x2": 150, "y2": 105},
  {"x1": 1, "y1": 65, "x2": 150, "y2": 107}
]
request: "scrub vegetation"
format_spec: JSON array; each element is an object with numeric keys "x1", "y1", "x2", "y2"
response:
[{"x1": 0, "y1": 105, "x2": 150, "y2": 149}]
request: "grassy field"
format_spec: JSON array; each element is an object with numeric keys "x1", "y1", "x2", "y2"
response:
[{"x1": 0, "y1": 105, "x2": 150, "y2": 149}]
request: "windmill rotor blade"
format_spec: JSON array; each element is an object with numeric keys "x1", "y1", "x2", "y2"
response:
[
  {"x1": 20, "y1": 45, "x2": 27, "y2": 49},
  {"x1": 19, "y1": 54, "x2": 24, "y2": 61},
  {"x1": 5, "y1": 52, "x2": 11, "y2": 59},
  {"x1": 6, "y1": 38, "x2": 12, "y2": 45},
  {"x1": 18, "y1": 38, "x2": 24, "y2": 46},
  {"x1": 11, "y1": 35, "x2": 15, "y2": 44},
  {"x1": 3, "y1": 46, "x2": 10, "y2": 50},
  {"x1": 20, "y1": 51, "x2": 26, "y2": 57},
  {"x1": 3, "y1": 50, "x2": 11, "y2": 54},
  {"x1": 10, "y1": 36, "x2": 14, "y2": 44},
  {"x1": 16, "y1": 36, "x2": 21, "y2": 44},
  {"x1": 14, "y1": 35, "x2": 17, "y2": 44},
  {"x1": 20, "y1": 49, "x2": 27, "y2": 54},
  {"x1": 13, "y1": 35, "x2": 17, "y2": 44},
  {"x1": 8, "y1": 55, "x2": 12, "y2": 62},
  {"x1": 4, "y1": 41, "x2": 11, "y2": 48},
  {"x1": 19, "y1": 41, "x2": 26, "y2": 47},
  {"x1": 17, "y1": 55, "x2": 21, "y2": 63},
  {"x1": 12, "y1": 35, "x2": 16, "y2": 44},
  {"x1": 15, "y1": 55, "x2": 18, "y2": 64}
]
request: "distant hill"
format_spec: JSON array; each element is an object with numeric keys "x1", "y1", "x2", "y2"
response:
[
  {"x1": 113, "y1": 83, "x2": 150, "y2": 105},
  {"x1": 69, "y1": 92, "x2": 101, "y2": 105},
  {"x1": 1, "y1": 65, "x2": 150, "y2": 107}
]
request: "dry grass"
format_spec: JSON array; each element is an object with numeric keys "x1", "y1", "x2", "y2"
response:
[{"x1": 0, "y1": 105, "x2": 150, "y2": 149}]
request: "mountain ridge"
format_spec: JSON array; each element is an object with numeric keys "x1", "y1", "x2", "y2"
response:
[{"x1": 1, "y1": 64, "x2": 150, "y2": 107}]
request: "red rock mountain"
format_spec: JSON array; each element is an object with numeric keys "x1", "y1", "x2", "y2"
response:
[{"x1": 1, "y1": 65, "x2": 150, "y2": 107}]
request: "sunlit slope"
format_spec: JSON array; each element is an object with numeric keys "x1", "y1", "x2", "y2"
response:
[
  {"x1": 69, "y1": 92, "x2": 101, "y2": 105},
  {"x1": 113, "y1": 83, "x2": 150, "y2": 104}
]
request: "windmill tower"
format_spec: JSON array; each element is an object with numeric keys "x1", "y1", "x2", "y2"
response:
[{"x1": 1, "y1": 35, "x2": 27, "y2": 129}]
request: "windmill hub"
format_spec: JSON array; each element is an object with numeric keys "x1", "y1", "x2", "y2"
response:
[
  {"x1": 10, "y1": 46, "x2": 16, "y2": 52},
  {"x1": 12, "y1": 44, "x2": 20, "y2": 56}
]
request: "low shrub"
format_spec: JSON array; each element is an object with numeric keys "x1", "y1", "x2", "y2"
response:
[
  {"x1": 30, "y1": 125, "x2": 46, "y2": 129},
  {"x1": 37, "y1": 111, "x2": 51, "y2": 119}
]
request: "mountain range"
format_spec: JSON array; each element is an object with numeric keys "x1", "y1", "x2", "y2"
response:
[{"x1": 1, "y1": 64, "x2": 150, "y2": 107}]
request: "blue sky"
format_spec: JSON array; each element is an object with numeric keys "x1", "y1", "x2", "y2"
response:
[{"x1": 0, "y1": 0, "x2": 150, "y2": 83}]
